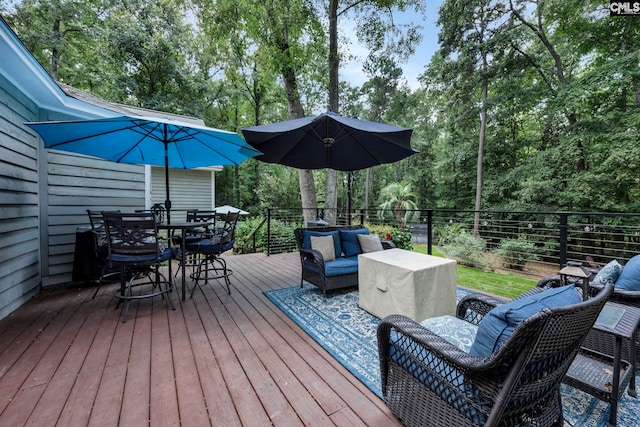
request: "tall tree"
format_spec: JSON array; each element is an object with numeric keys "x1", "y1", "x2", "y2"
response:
[
  {"x1": 438, "y1": 0, "x2": 508, "y2": 234},
  {"x1": 323, "y1": 0, "x2": 425, "y2": 223}
]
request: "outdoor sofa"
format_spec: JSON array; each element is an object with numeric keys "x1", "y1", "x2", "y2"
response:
[{"x1": 294, "y1": 224, "x2": 395, "y2": 296}]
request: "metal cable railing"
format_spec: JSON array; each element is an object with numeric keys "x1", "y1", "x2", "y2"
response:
[{"x1": 236, "y1": 208, "x2": 640, "y2": 281}]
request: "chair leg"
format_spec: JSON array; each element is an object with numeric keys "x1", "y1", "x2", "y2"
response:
[
  {"x1": 122, "y1": 270, "x2": 136, "y2": 323},
  {"x1": 156, "y1": 267, "x2": 176, "y2": 311},
  {"x1": 189, "y1": 253, "x2": 232, "y2": 298},
  {"x1": 92, "y1": 264, "x2": 108, "y2": 299}
]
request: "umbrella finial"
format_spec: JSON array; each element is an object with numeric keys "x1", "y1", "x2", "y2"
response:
[{"x1": 322, "y1": 137, "x2": 336, "y2": 147}]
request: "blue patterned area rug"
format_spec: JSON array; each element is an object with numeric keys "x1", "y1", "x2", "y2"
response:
[{"x1": 264, "y1": 284, "x2": 640, "y2": 427}]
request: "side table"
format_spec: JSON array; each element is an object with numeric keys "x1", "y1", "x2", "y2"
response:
[{"x1": 563, "y1": 302, "x2": 640, "y2": 427}]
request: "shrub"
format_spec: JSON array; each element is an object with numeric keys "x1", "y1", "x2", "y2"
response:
[
  {"x1": 387, "y1": 229, "x2": 413, "y2": 250},
  {"x1": 364, "y1": 223, "x2": 413, "y2": 250},
  {"x1": 235, "y1": 216, "x2": 298, "y2": 254},
  {"x1": 435, "y1": 223, "x2": 467, "y2": 247},
  {"x1": 442, "y1": 229, "x2": 492, "y2": 270},
  {"x1": 494, "y1": 237, "x2": 540, "y2": 271}
]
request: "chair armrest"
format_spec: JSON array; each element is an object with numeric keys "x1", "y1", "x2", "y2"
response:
[
  {"x1": 590, "y1": 282, "x2": 640, "y2": 307},
  {"x1": 299, "y1": 247, "x2": 326, "y2": 270},
  {"x1": 536, "y1": 274, "x2": 562, "y2": 289},
  {"x1": 381, "y1": 240, "x2": 396, "y2": 250},
  {"x1": 455, "y1": 292, "x2": 508, "y2": 325}
]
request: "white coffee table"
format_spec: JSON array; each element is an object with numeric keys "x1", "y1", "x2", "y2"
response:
[{"x1": 358, "y1": 248, "x2": 457, "y2": 322}]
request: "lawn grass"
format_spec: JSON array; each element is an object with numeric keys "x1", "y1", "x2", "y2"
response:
[{"x1": 412, "y1": 244, "x2": 538, "y2": 299}]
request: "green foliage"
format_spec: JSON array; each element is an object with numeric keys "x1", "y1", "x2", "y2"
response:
[
  {"x1": 377, "y1": 183, "x2": 419, "y2": 228},
  {"x1": 7, "y1": 0, "x2": 640, "y2": 216},
  {"x1": 387, "y1": 229, "x2": 413, "y2": 250},
  {"x1": 442, "y1": 229, "x2": 492, "y2": 271},
  {"x1": 494, "y1": 237, "x2": 540, "y2": 271},
  {"x1": 234, "y1": 216, "x2": 297, "y2": 254},
  {"x1": 364, "y1": 223, "x2": 412, "y2": 250},
  {"x1": 434, "y1": 223, "x2": 466, "y2": 246}
]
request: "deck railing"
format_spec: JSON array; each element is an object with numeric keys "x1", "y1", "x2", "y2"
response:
[{"x1": 247, "y1": 208, "x2": 640, "y2": 280}]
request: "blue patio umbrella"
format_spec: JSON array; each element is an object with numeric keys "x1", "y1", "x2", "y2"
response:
[{"x1": 25, "y1": 115, "x2": 261, "y2": 223}]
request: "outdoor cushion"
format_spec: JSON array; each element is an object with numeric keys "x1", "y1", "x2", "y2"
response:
[
  {"x1": 421, "y1": 315, "x2": 478, "y2": 352},
  {"x1": 592, "y1": 259, "x2": 623, "y2": 284},
  {"x1": 357, "y1": 234, "x2": 384, "y2": 253},
  {"x1": 469, "y1": 284, "x2": 581, "y2": 358},
  {"x1": 615, "y1": 255, "x2": 640, "y2": 291},
  {"x1": 339, "y1": 228, "x2": 369, "y2": 257},
  {"x1": 303, "y1": 230, "x2": 342, "y2": 259},
  {"x1": 311, "y1": 235, "x2": 336, "y2": 261},
  {"x1": 109, "y1": 247, "x2": 173, "y2": 265},
  {"x1": 324, "y1": 256, "x2": 359, "y2": 277}
]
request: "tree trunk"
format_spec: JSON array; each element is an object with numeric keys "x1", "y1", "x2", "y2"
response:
[
  {"x1": 267, "y1": 4, "x2": 317, "y2": 225},
  {"x1": 473, "y1": 55, "x2": 488, "y2": 236},
  {"x1": 323, "y1": 0, "x2": 340, "y2": 225},
  {"x1": 51, "y1": 18, "x2": 61, "y2": 80},
  {"x1": 365, "y1": 168, "x2": 370, "y2": 218}
]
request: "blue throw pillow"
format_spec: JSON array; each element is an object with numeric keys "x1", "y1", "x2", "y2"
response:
[
  {"x1": 592, "y1": 260, "x2": 622, "y2": 284},
  {"x1": 615, "y1": 255, "x2": 640, "y2": 291},
  {"x1": 339, "y1": 228, "x2": 369, "y2": 257},
  {"x1": 469, "y1": 285, "x2": 581, "y2": 358},
  {"x1": 303, "y1": 230, "x2": 342, "y2": 259}
]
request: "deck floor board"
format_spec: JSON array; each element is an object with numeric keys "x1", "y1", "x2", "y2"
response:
[{"x1": 0, "y1": 252, "x2": 401, "y2": 426}]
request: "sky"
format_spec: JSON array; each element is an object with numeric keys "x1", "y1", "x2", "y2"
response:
[{"x1": 340, "y1": 1, "x2": 443, "y2": 91}]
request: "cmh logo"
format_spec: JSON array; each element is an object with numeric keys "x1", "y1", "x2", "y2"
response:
[{"x1": 610, "y1": 1, "x2": 640, "y2": 15}]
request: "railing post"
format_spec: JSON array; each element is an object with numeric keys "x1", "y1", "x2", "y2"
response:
[
  {"x1": 427, "y1": 209, "x2": 433, "y2": 255},
  {"x1": 559, "y1": 213, "x2": 568, "y2": 268},
  {"x1": 267, "y1": 208, "x2": 272, "y2": 256}
]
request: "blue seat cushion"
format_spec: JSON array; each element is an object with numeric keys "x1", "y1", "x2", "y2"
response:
[
  {"x1": 615, "y1": 255, "x2": 640, "y2": 291},
  {"x1": 110, "y1": 247, "x2": 173, "y2": 265},
  {"x1": 303, "y1": 230, "x2": 342, "y2": 259},
  {"x1": 469, "y1": 284, "x2": 581, "y2": 358},
  {"x1": 186, "y1": 239, "x2": 234, "y2": 254},
  {"x1": 324, "y1": 256, "x2": 358, "y2": 277},
  {"x1": 421, "y1": 315, "x2": 478, "y2": 353},
  {"x1": 339, "y1": 228, "x2": 369, "y2": 257}
]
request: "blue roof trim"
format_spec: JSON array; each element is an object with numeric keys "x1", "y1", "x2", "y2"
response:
[{"x1": 0, "y1": 16, "x2": 117, "y2": 120}]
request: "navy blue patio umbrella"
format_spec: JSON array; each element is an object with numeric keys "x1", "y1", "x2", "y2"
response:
[
  {"x1": 241, "y1": 111, "x2": 416, "y2": 171},
  {"x1": 241, "y1": 111, "x2": 417, "y2": 214},
  {"x1": 25, "y1": 115, "x2": 262, "y2": 223}
]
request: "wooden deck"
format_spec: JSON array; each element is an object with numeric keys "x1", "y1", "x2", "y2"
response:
[{"x1": 0, "y1": 252, "x2": 402, "y2": 426}]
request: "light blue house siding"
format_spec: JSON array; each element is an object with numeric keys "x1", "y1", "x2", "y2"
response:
[
  {"x1": 0, "y1": 72, "x2": 41, "y2": 318},
  {"x1": 0, "y1": 17, "x2": 218, "y2": 320}
]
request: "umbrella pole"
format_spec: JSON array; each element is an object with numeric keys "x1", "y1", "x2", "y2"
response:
[
  {"x1": 347, "y1": 171, "x2": 353, "y2": 225},
  {"x1": 163, "y1": 136, "x2": 171, "y2": 224}
]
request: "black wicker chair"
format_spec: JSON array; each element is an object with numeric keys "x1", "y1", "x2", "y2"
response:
[
  {"x1": 538, "y1": 260, "x2": 640, "y2": 367},
  {"x1": 293, "y1": 225, "x2": 395, "y2": 296},
  {"x1": 377, "y1": 282, "x2": 614, "y2": 427}
]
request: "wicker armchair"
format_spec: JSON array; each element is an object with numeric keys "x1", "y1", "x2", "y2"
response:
[
  {"x1": 377, "y1": 282, "x2": 614, "y2": 427},
  {"x1": 537, "y1": 260, "x2": 640, "y2": 369}
]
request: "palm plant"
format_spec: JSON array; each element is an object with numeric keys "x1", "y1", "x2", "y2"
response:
[{"x1": 377, "y1": 183, "x2": 418, "y2": 229}]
